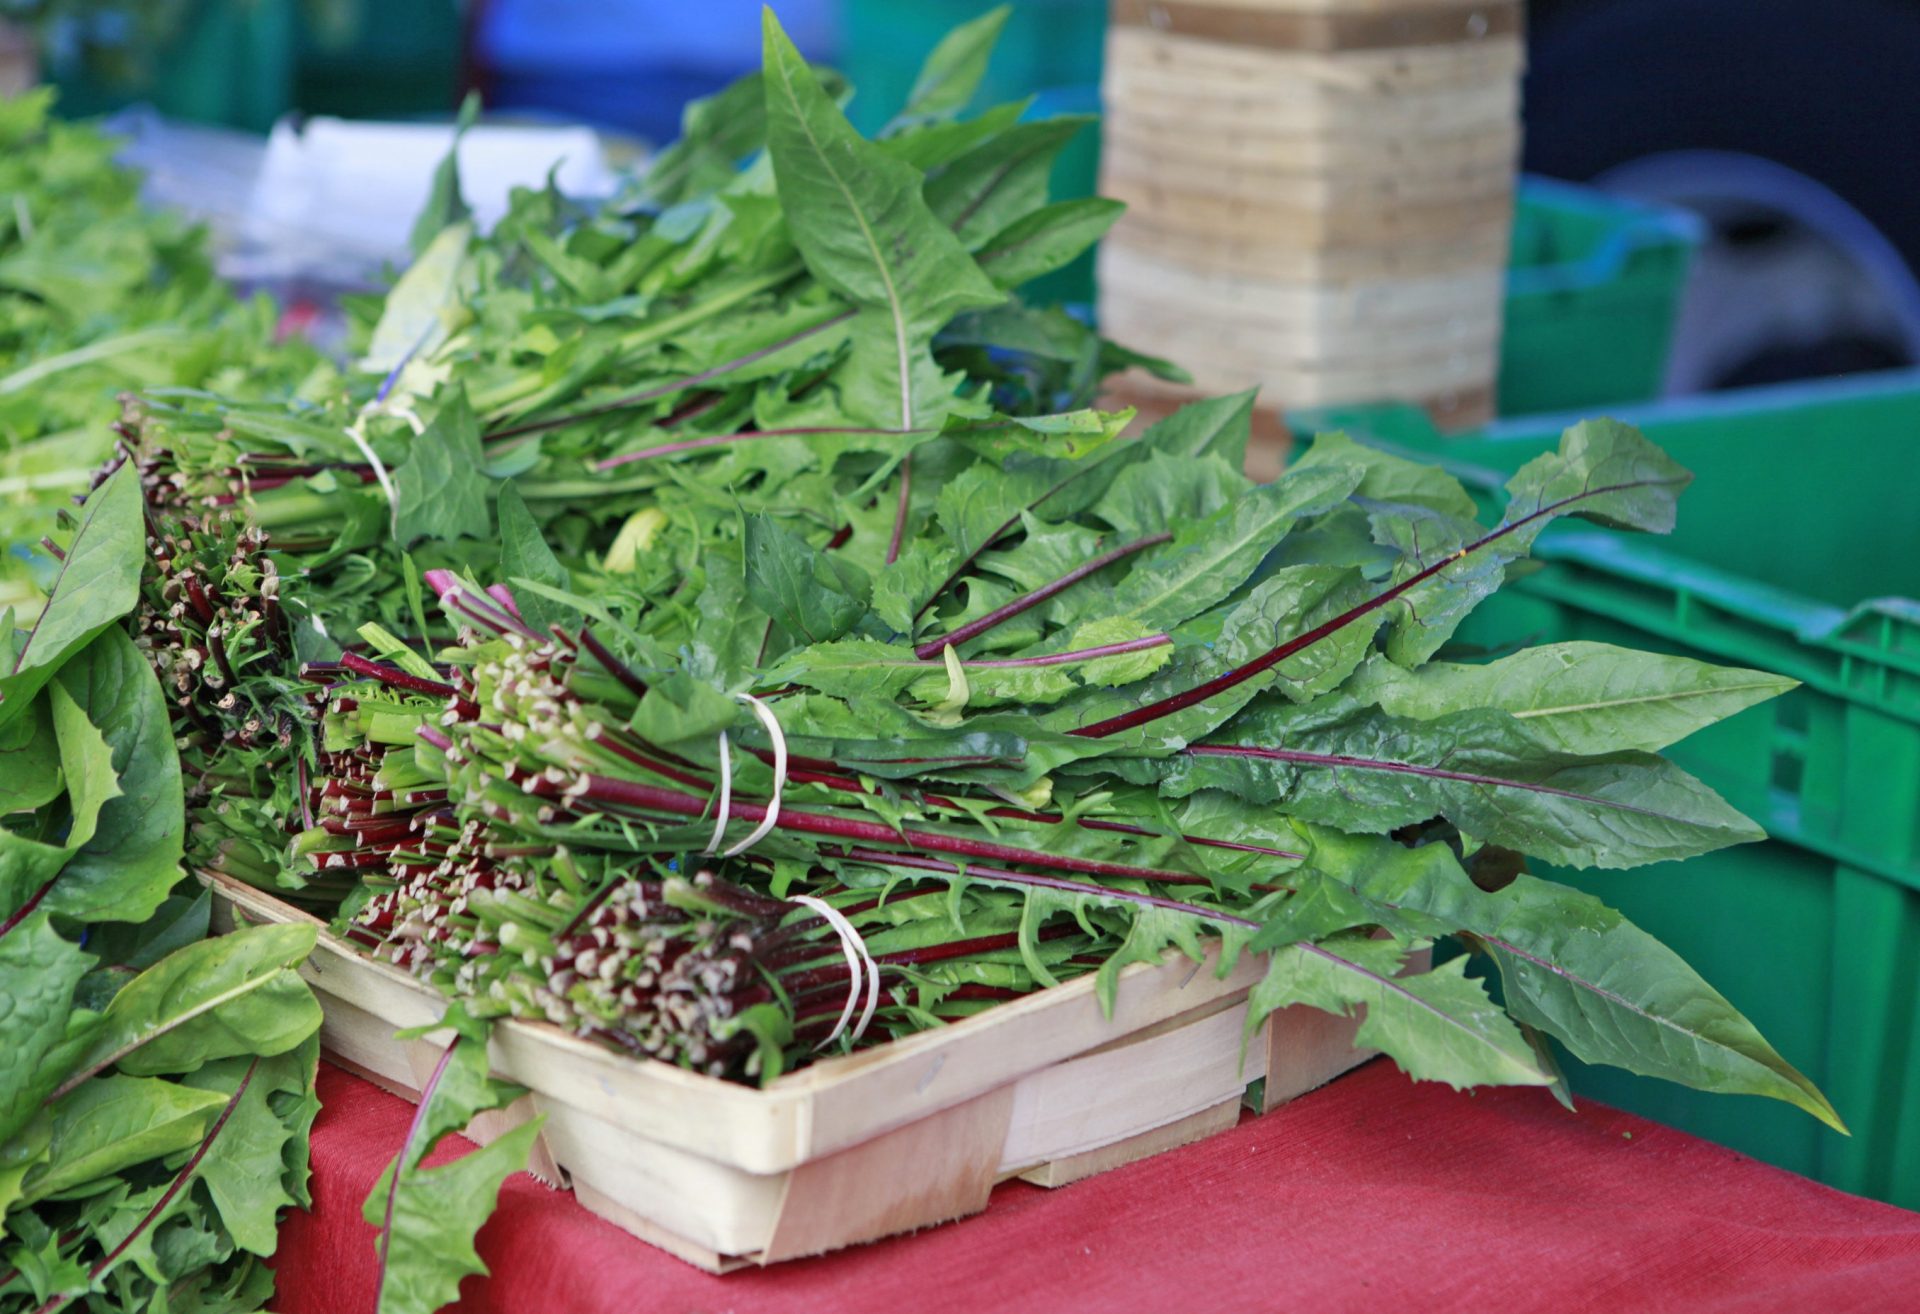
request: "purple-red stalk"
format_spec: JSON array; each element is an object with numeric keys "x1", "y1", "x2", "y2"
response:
[
  {"x1": 31, "y1": 1060, "x2": 258, "y2": 1314},
  {"x1": 1070, "y1": 476, "x2": 1679, "y2": 738},
  {"x1": 913, "y1": 531, "x2": 1172, "y2": 658}
]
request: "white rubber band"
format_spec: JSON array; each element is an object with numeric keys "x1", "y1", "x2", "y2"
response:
[
  {"x1": 790, "y1": 895, "x2": 865, "y2": 1050},
  {"x1": 703, "y1": 730, "x2": 732, "y2": 856},
  {"x1": 722, "y1": 693, "x2": 786, "y2": 858}
]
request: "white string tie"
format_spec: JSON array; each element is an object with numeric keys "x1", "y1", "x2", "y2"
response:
[{"x1": 788, "y1": 894, "x2": 882, "y2": 1048}]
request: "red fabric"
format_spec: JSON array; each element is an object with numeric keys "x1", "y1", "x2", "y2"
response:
[{"x1": 272, "y1": 1061, "x2": 1920, "y2": 1314}]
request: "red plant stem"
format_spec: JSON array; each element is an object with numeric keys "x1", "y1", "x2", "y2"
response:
[
  {"x1": 571, "y1": 774, "x2": 1219, "y2": 886},
  {"x1": 483, "y1": 310, "x2": 857, "y2": 444},
  {"x1": 913, "y1": 531, "x2": 1172, "y2": 658},
  {"x1": 375, "y1": 1041, "x2": 458, "y2": 1309},
  {"x1": 337, "y1": 652, "x2": 456, "y2": 698},
  {"x1": 952, "y1": 636, "x2": 1172, "y2": 668},
  {"x1": 596, "y1": 425, "x2": 917, "y2": 471},
  {"x1": 758, "y1": 752, "x2": 1302, "y2": 862},
  {"x1": 886, "y1": 455, "x2": 912, "y2": 565},
  {"x1": 33, "y1": 1060, "x2": 259, "y2": 1314},
  {"x1": 0, "y1": 877, "x2": 56, "y2": 941},
  {"x1": 1070, "y1": 476, "x2": 1680, "y2": 738},
  {"x1": 577, "y1": 628, "x2": 648, "y2": 701},
  {"x1": 777, "y1": 925, "x2": 1078, "y2": 991},
  {"x1": 827, "y1": 848, "x2": 1260, "y2": 929},
  {"x1": 914, "y1": 462, "x2": 1113, "y2": 621}
]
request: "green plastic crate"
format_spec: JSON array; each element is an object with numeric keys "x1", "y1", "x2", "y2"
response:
[
  {"x1": 1500, "y1": 178, "x2": 1704, "y2": 417},
  {"x1": 47, "y1": 0, "x2": 298, "y2": 132},
  {"x1": 1291, "y1": 372, "x2": 1920, "y2": 1205}
]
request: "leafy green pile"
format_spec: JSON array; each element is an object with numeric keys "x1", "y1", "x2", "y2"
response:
[
  {"x1": 0, "y1": 466, "x2": 323, "y2": 1314},
  {"x1": 0, "y1": 9, "x2": 1844, "y2": 1312},
  {"x1": 0, "y1": 90, "x2": 331, "y2": 613}
]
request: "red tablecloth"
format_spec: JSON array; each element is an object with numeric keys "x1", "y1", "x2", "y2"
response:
[{"x1": 271, "y1": 1060, "x2": 1920, "y2": 1313}]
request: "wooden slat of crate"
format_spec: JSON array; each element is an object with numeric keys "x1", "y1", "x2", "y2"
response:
[
  {"x1": 1109, "y1": 0, "x2": 1522, "y2": 52},
  {"x1": 1102, "y1": 145, "x2": 1516, "y2": 211},
  {"x1": 1101, "y1": 221, "x2": 1511, "y2": 282},
  {"x1": 1101, "y1": 122, "x2": 1520, "y2": 190},
  {"x1": 1107, "y1": 78, "x2": 1520, "y2": 140},
  {"x1": 1106, "y1": 23, "x2": 1525, "y2": 93},
  {"x1": 1100, "y1": 242, "x2": 1504, "y2": 319},
  {"x1": 208, "y1": 873, "x2": 1398, "y2": 1271},
  {"x1": 1105, "y1": 182, "x2": 1514, "y2": 247}
]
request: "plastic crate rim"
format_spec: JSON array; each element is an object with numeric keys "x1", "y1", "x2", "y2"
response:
[{"x1": 1507, "y1": 174, "x2": 1706, "y2": 299}]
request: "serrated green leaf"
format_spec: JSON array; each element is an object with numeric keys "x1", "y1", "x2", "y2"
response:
[
  {"x1": 975, "y1": 197, "x2": 1125, "y2": 289},
  {"x1": 1323, "y1": 832, "x2": 1843, "y2": 1131},
  {"x1": 365, "y1": 1026, "x2": 537, "y2": 1314},
  {"x1": 181, "y1": 1043, "x2": 318, "y2": 1255},
  {"x1": 1251, "y1": 935, "x2": 1550, "y2": 1090},
  {"x1": 1103, "y1": 465, "x2": 1361, "y2": 632},
  {"x1": 763, "y1": 11, "x2": 1004, "y2": 429},
  {"x1": 392, "y1": 393, "x2": 491, "y2": 547},
  {"x1": 743, "y1": 513, "x2": 870, "y2": 644}
]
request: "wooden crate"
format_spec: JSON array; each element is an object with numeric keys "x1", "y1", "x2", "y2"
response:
[
  {"x1": 207, "y1": 872, "x2": 1418, "y2": 1271},
  {"x1": 1096, "y1": 0, "x2": 1522, "y2": 426}
]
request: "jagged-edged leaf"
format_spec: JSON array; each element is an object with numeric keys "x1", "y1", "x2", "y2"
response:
[
  {"x1": 496, "y1": 482, "x2": 574, "y2": 634},
  {"x1": 1102, "y1": 465, "x2": 1361, "y2": 633},
  {"x1": 924, "y1": 117, "x2": 1089, "y2": 248},
  {"x1": 1292, "y1": 430, "x2": 1479, "y2": 519},
  {"x1": 0, "y1": 460, "x2": 142, "y2": 733},
  {"x1": 744, "y1": 512, "x2": 871, "y2": 644},
  {"x1": 1052, "y1": 565, "x2": 1382, "y2": 752},
  {"x1": 872, "y1": 541, "x2": 956, "y2": 635},
  {"x1": 1316, "y1": 828, "x2": 1843, "y2": 1131},
  {"x1": 634, "y1": 71, "x2": 767, "y2": 208},
  {"x1": 182, "y1": 1039, "x2": 321, "y2": 1254},
  {"x1": 763, "y1": 11, "x2": 1003, "y2": 428},
  {"x1": 366, "y1": 1018, "x2": 538, "y2": 1314},
  {"x1": 1371, "y1": 419, "x2": 1691, "y2": 665},
  {"x1": 392, "y1": 393, "x2": 491, "y2": 547},
  {"x1": 1250, "y1": 933, "x2": 1550, "y2": 1090},
  {"x1": 1342, "y1": 644, "x2": 1796, "y2": 755},
  {"x1": 1092, "y1": 449, "x2": 1244, "y2": 542},
  {"x1": 1170, "y1": 697, "x2": 1764, "y2": 869},
  {"x1": 1137, "y1": 389, "x2": 1259, "y2": 469}
]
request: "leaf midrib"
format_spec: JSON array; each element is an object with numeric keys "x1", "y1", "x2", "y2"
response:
[
  {"x1": 770, "y1": 54, "x2": 913, "y2": 431},
  {"x1": 1508, "y1": 679, "x2": 1787, "y2": 722}
]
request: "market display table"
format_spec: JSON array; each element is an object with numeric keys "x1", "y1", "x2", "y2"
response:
[{"x1": 271, "y1": 1060, "x2": 1920, "y2": 1313}]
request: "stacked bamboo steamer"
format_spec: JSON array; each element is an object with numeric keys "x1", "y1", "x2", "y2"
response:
[{"x1": 1097, "y1": 0, "x2": 1524, "y2": 436}]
